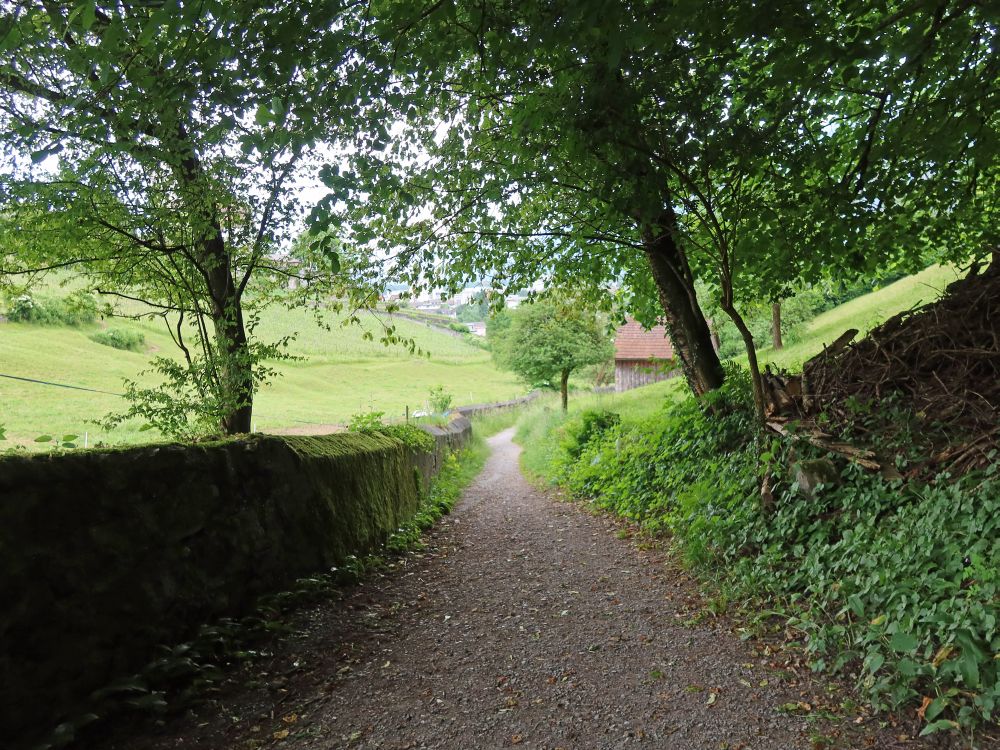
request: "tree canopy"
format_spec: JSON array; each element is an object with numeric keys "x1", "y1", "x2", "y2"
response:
[
  {"x1": 0, "y1": 0, "x2": 389, "y2": 435},
  {"x1": 1, "y1": 0, "x2": 997, "y2": 430},
  {"x1": 324, "y1": 0, "x2": 998, "y2": 417}
]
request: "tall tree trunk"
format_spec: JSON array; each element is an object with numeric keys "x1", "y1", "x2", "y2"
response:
[
  {"x1": 560, "y1": 368, "x2": 569, "y2": 411},
  {"x1": 771, "y1": 302, "x2": 783, "y2": 350},
  {"x1": 641, "y1": 211, "x2": 725, "y2": 397}
]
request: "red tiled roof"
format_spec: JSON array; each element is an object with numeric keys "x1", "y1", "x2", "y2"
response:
[{"x1": 614, "y1": 318, "x2": 674, "y2": 360}]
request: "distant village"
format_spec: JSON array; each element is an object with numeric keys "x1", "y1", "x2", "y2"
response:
[{"x1": 381, "y1": 284, "x2": 542, "y2": 337}]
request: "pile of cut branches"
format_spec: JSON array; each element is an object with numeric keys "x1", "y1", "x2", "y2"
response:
[{"x1": 764, "y1": 257, "x2": 999, "y2": 478}]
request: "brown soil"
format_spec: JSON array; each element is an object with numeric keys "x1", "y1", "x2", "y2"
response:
[{"x1": 97, "y1": 430, "x2": 964, "y2": 750}]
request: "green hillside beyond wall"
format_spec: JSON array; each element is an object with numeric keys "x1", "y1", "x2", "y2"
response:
[{"x1": 0, "y1": 418, "x2": 471, "y2": 741}]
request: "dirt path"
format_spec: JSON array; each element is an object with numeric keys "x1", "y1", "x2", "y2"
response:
[{"x1": 106, "y1": 429, "x2": 952, "y2": 750}]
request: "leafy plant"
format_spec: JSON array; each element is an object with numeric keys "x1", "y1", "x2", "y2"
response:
[
  {"x1": 428, "y1": 385, "x2": 453, "y2": 414},
  {"x1": 558, "y1": 409, "x2": 620, "y2": 461},
  {"x1": 348, "y1": 410, "x2": 387, "y2": 432},
  {"x1": 34, "y1": 433, "x2": 80, "y2": 450}
]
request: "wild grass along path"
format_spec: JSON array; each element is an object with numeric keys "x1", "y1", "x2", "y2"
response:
[{"x1": 110, "y1": 429, "x2": 954, "y2": 750}]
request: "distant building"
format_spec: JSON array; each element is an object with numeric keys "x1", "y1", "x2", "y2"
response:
[
  {"x1": 613, "y1": 318, "x2": 678, "y2": 392},
  {"x1": 466, "y1": 321, "x2": 487, "y2": 337}
]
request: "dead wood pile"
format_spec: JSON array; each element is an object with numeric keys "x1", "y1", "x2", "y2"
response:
[{"x1": 764, "y1": 258, "x2": 999, "y2": 478}]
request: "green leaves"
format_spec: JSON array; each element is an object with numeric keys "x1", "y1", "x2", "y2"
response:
[
  {"x1": 889, "y1": 632, "x2": 919, "y2": 653},
  {"x1": 489, "y1": 298, "x2": 613, "y2": 405}
]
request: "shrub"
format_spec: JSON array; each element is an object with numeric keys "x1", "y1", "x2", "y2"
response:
[
  {"x1": 5, "y1": 291, "x2": 99, "y2": 326},
  {"x1": 90, "y1": 328, "x2": 146, "y2": 352},
  {"x1": 348, "y1": 410, "x2": 386, "y2": 432},
  {"x1": 428, "y1": 385, "x2": 453, "y2": 413},
  {"x1": 558, "y1": 409, "x2": 621, "y2": 462}
]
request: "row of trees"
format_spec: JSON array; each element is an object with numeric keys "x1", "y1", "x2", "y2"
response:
[{"x1": 2, "y1": 1, "x2": 997, "y2": 433}]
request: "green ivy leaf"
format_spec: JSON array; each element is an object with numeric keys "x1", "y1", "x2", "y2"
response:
[
  {"x1": 889, "y1": 632, "x2": 919, "y2": 652},
  {"x1": 919, "y1": 719, "x2": 959, "y2": 736}
]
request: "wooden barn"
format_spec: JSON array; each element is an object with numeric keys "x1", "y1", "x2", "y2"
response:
[{"x1": 613, "y1": 318, "x2": 678, "y2": 392}]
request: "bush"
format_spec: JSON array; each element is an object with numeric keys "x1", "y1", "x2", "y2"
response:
[
  {"x1": 5, "y1": 291, "x2": 99, "y2": 326},
  {"x1": 428, "y1": 385, "x2": 453, "y2": 413},
  {"x1": 348, "y1": 410, "x2": 386, "y2": 432},
  {"x1": 558, "y1": 409, "x2": 621, "y2": 462},
  {"x1": 90, "y1": 328, "x2": 146, "y2": 352},
  {"x1": 542, "y1": 370, "x2": 998, "y2": 733}
]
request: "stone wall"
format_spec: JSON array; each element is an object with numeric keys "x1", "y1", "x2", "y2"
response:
[
  {"x1": 0, "y1": 418, "x2": 471, "y2": 742},
  {"x1": 454, "y1": 392, "x2": 539, "y2": 418}
]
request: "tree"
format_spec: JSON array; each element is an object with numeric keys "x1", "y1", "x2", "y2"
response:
[
  {"x1": 0, "y1": 0, "x2": 385, "y2": 436},
  {"x1": 490, "y1": 299, "x2": 612, "y2": 411},
  {"x1": 771, "y1": 304, "x2": 783, "y2": 351},
  {"x1": 323, "y1": 0, "x2": 731, "y2": 402},
  {"x1": 331, "y1": 0, "x2": 998, "y2": 424}
]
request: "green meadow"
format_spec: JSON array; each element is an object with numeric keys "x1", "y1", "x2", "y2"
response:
[{"x1": 0, "y1": 301, "x2": 523, "y2": 448}]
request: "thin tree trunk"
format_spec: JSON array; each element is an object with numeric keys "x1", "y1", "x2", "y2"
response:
[
  {"x1": 709, "y1": 322, "x2": 721, "y2": 353},
  {"x1": 560, "y1": 369, "x2": 569, "y2": 411},
  {"x1": 641, "y1": 210, "x2": 725, "y2": 398},
  {"x1": 718, "y1": 254, "x2": 765, "y2": 424},
  {"x1": 722, "y1": 301, "x2": 766, "y2": 424},
  {"x1": 210, "y1": 299, "x2": 253, "y2": 434},
  {"x1": 771, "y1": 302, "x2": 783, "y2": 350},
  {"x1": 177, "y1": 134, "x2": 254, "y2": 435}
]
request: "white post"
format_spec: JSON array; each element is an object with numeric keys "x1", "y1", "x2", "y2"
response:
[{"x1": 84, "y1": 432, "x2": 88, "y2": 448}]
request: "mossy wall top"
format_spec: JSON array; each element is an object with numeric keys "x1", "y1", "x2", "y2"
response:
[{"x1": 0, "y1": 421, "x2": 470, "y2": 741}]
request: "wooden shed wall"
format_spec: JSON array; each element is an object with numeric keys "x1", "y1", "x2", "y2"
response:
[{"x1": 614, "y1": 359, "x2": 678, "y2": 392}]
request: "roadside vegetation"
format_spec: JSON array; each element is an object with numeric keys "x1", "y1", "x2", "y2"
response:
[{"x1": 514, "y1": 268, "x2": 999, "y2": 741}]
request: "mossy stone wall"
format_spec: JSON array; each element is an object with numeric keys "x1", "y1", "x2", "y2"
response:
[{"x1": 0, "y1": 419, "x2": 470, "y2": 741}]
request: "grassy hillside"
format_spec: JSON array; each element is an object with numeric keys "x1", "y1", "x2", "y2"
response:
[
  {"x1": 760, "y1": 264, "x2": 960, "y2": 369},
  {"x1": 0, "y1": 302, "x2": 523, "y2": 448},
  {"x1": 1, "y1": 264, "x2": 959, "y2": 449}
]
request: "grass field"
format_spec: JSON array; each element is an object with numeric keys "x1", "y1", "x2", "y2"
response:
[
  {"x1": 759, "y1": 264, "x2": 960, "y2": 370},
  {"x1": 0, "y1": 301, "x2": 523, "y2": 448}
]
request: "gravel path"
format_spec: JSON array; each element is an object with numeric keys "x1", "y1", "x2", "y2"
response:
[{"x1": 107, "y1": 428, "x2": 958, "y2": 750}]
